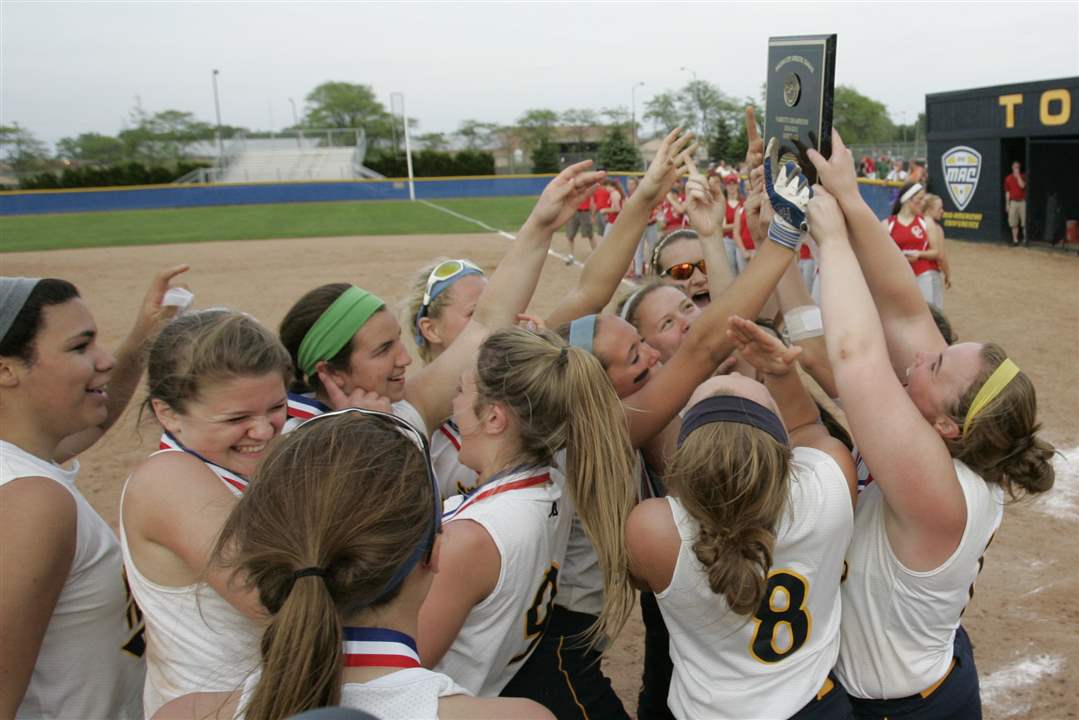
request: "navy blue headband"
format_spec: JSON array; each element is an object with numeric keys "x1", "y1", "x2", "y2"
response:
[{"x1": 677, "y1": 394, "x2": 789, "y2": 447}]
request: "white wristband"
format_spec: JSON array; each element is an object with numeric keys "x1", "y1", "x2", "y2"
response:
[{"x1": 785, "y1": 304, "x2": 823, "y2": 341}]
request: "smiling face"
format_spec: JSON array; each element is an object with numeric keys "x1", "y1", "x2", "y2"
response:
[
  {"x1": 633, "y1": 286, "x2": 701, "y2": 363},
  {"x1": 904, "y1": 342, "x2": 984, "y2": 433},
  {"x1": 5, "y1": 298, "x2": 116, "y2": 442},
  {"x1": 452, "y1": 367, "x2": 486, "y2": 472},
  {"x1": 925, "y1": 196, "x2": 944, "y2": 222},
  {"x1": 657, "y1": 237, "x2": 709, "y2": 307},
  {"x1": 592, "y1": 316, "x2": 661, "y2": 398},
  {"x1": 335, "y1": 309, "x2": 413, "y2": 402},
  {"x1": 155, "y1": 372, "x2": 288, "y2": 477},
  {"x1": 421, "y1": 274, "x2": 487, "y2": 358}
]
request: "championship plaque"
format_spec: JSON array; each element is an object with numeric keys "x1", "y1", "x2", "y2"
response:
[{"x1": 764, "y1": 34, "x2": 836, "y2": 185}]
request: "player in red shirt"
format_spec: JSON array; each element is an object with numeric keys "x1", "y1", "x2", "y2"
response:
[
  {"x1": 563, "y1": 190, "x2": 596, "y2": 265},
  {"x1": 1004, "y1": 161, "x2": 1027, "y2": 246}
]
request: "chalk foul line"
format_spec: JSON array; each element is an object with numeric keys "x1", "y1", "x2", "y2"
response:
[{"x1": 418, "y1": 199, "x2": 638, "y2": 290}]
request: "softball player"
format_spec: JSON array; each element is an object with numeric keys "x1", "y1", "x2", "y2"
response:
[
  {"x1": 808, "y1": 131, "x2": 1055, "y2": 718},
  {"x1": 120, "y1": 309, "x2": 292, "y2": 717},
  {"x1": 0, "y1": 268, "x2": 184, "y2": 719},
  {"x1": 416, "y1": 327, "x2": 638, "y2": 699},
  {"x1": 886, "y1": 182, "x2": 944, "y2": 308},
  {"x1": 627, "y1": 346, "x2": 858, "y2": 718},
  {"x1": 152, "y1": 410, "x2": 551, "y2": 720}
]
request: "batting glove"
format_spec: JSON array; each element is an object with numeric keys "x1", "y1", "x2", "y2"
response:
[{"x1": 764, "y1": 138, "x2": 812, "y2": 252}]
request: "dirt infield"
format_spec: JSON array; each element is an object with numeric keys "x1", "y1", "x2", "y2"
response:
[{"x1": 4, "y1": 233, "x2": 1077, "y2": 719}]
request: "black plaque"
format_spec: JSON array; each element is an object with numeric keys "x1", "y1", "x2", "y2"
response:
[{"x1": 764, "y1": 34, "x2": 836, "y2": 185}]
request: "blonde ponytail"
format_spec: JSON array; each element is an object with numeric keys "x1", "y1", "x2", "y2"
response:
[
  {"x1": 475, "y1": 328, "x2": 638, "y2": 645},
  {"x1": 562, "y1": 346, "x2": 638, "y2": 642}
]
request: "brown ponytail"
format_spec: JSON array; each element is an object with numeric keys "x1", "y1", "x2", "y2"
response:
[
  {"x1": 475, "y1": 327, "x2": 638, "y2": 644},
  {"x1": 945, "y1": 343, "x2": 1056, "y2": 498},
  {"x1": 665, "y1": 419, "x2": 791, "y2": 615},
  {"x1": 212, "y1": 412, "x2": 436, "y2": 720}
]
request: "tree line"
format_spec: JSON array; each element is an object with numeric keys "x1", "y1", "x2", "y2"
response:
[{"x1": 1, "y1": 79, "x2": 921, "y2": 187}]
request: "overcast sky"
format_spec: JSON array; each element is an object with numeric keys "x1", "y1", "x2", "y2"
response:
[{"x1": 3, "y1": 1, "x2": 1078, "y2": 148}]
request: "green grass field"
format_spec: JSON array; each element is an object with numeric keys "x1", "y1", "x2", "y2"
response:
[{"x1": 0, "y1": 197, "x2": 539, "y2": 253}]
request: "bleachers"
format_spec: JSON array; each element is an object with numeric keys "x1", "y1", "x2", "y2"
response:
[{"x1": 222, "y1": 147, "x2": 362, "y2": 183}]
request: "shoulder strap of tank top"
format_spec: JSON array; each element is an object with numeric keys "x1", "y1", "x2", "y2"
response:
[{"x1": 158, "y1": 432, "x2": 248, "y2": 494}]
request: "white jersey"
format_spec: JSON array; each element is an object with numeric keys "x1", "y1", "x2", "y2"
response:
[
  {"x1": 432, "y1": 420, "x2": 481, "y2": 499},
  {"x1": 435, "y1": 464, "x2": 573, "y2": 696},
  {"x1": 656, "y1": 446, "x2": 853, "y2": 720},
  {"x1": 285, "y1": 391, "x2": 428, "y2": 437},
  {"x1": 0, "y1": 441, "x2": 145, "y2": 720},
  {"x1": 236, "y1": 667, "x2": 469, "y2": 720},
  {"x1": 119, "y1": 446, "x2": 262, "y2": 717},
  {"x1": 559, "y1": 451, "x2": 649, "y2": 618},
  {"x1": 836, "y1": 459, "x2": 1003, "y2": 699}
]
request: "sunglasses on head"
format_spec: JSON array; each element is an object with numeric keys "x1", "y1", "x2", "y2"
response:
[
  {"x1": 660, "y1": 259, "x2": 707, "y2": 281},
  {"x1": 421, "y1": 259, "x2": 484, "y2": 308}
]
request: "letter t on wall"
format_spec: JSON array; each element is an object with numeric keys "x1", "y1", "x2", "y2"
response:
[{"x1": 999, "y1": 94, "x2": 1023, "y2": 128}]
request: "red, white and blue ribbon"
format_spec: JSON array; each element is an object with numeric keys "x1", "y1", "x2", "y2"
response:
[
  {"x1": 342, "y1": 627, "x2": 421, "y2": 668},
  {"x1": 158, "y1": 432, "x2": 248, "y2": 494},
  {"x1": 442, "y1": 465, "x2": 550, "y2": 522},
  {"x1": 287, "y1": 392, "x2": 330, "y2": 421}
]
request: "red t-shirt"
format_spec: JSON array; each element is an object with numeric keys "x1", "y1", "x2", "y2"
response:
[
  {"x1": 606, "y1": 189, "x2": 622, "y2": 224},
  {"x1": 889, "y1": 214, "x2": 937, "y2": 275},
  {"x1": 661, "y1": 196, "x2": 685, "y2": 232},
  {"x1": 1004, "y1": 173, "x2": 1026, "y2": 201},
  {"x1": 738, "y1": 201, "x2": 755, "y2": 250},
  {"x1": 576, "y1": 193, "x2": 592, "y2": 212},
  {"x1": 593, "y1": 186, "x2": 611, "y2": 210},
  {"x1": 723, "y1": 201, "x2": 737, "y2": 239},
  {"x1": 799, "y1": 241, "x2": 813, "y2": 260}
]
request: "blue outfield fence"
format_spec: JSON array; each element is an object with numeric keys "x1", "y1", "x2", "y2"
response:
[{"x1": 0, "y1": 175, "x2": 901, "y2": 220}]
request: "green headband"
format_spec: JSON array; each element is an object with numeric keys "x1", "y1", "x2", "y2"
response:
[{"x1": 297, "y1": 286, "x2": 385, "y2": 377}]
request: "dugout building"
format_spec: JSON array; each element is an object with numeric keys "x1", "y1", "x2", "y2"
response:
[{"x1": 926, "y1": 76, "x2": 1079, "y2": 245}]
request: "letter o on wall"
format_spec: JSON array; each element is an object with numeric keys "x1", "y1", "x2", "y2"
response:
[{"x1": 1040, "y1": 89, "x2": 1071, "y2": 126}]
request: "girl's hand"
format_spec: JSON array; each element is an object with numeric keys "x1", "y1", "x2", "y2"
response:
[
  {"x1": 527, "y1": 160, "x2": 607, "y2": 231},
  {"x1": 130, "y1": 264, "x2": 190, "y2": 341},
  {"x1": 317, "y1": 369, "x2": 393, "y2": 414},
  {"x1": 637, "y1": 128, "x2": 696, "y2": 205},
  {"x1": 683, "y1": 154, "x2": 718, "y2": 237},
  {"x1": 806, "y1": 128, "x2": 860, "y2": 203},
  {"x1": 726, "y1": 315, "x2": 802, "y2": 377},
  {"x1": 805, "y1": 185, "x2": 850, "y2": 247}
]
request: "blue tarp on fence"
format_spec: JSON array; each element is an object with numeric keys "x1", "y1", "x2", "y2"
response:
[{"x1": 0, "y1": 176, "x2": 901, "y2": 219}]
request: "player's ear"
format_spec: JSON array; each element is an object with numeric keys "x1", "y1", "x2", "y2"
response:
[
  {"x1": 418, "y1": 316, "x2": 443, "y2": 347},
  {"x1": 151, "y1": 398, "x2": 182, "y2": 436}
]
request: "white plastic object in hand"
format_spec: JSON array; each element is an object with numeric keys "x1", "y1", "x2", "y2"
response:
[{"x1": 162, "y1": 287, "x2": 194, "y2": 313}]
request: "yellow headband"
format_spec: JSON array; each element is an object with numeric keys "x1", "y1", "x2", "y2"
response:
[{"x1": 962, "y1": 358, "x2": 1020, "y2": 437}]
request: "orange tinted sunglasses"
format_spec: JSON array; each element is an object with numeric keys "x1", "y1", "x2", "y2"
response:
[{"x1": 660, "y1": 260, "x2": 707, "y2": 281}]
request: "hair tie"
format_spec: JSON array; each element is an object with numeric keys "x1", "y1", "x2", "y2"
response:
[
  {"x1": 292, "y1": 566, "x2": 329, "y2": 580},
  {"x1": 557, "y1": 346, "x2": 569, "y2": 366},
  {"x1": 962, "y1": 358, "x2": 1020, "y2": 437}
]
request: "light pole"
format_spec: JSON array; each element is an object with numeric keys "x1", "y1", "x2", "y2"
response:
[
  {"x1": 211, "y1": 69, "x2": 224, "y2": 166},
  {"x1": 391, "y1": 92, "x2": 416, "y2": 202},
  {"x1": 630, "y1": 81, "x2": 645, "y2": 147},
  {"x1": 288, "y1": 98, "x2": 299, "y2": 126}
]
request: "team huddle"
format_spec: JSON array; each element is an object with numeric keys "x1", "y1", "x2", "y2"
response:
[{"x1": 0, "y1": 109, "x2": 1058, "y2": 720}]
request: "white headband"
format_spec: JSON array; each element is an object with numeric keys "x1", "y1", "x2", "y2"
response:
[{"x1": 900, "y1": 183, "x2": 924, "y2": 204}]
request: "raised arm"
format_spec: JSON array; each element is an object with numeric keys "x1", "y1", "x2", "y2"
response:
[
  {"x1": 624, "y1": 110, "x2": 799, "y2": 447},
  {"x1": 773, "y1": 248, "x2": 837, "y2": 398},
  {"x1": 683, "y1": 157, "x2": 735, "y2": 300},
  {"x1": 726, "y1": 315, "x2": 856, "y2": 504},
  {"x1": 808, "y1": 186, "x2": 964, "y2": 565},
  {"x1": 55, "y1": 265, "x2": 189, "y2": 463},
  {"x1": 808, "y1": 132, "x2": 945, "y2": 374},
  {"x1": 406, "y1": 162, "x2": 605, "y2": 430},
  {"x1": 546, "y1": 129, "x2": 695, "y2": 327}
]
